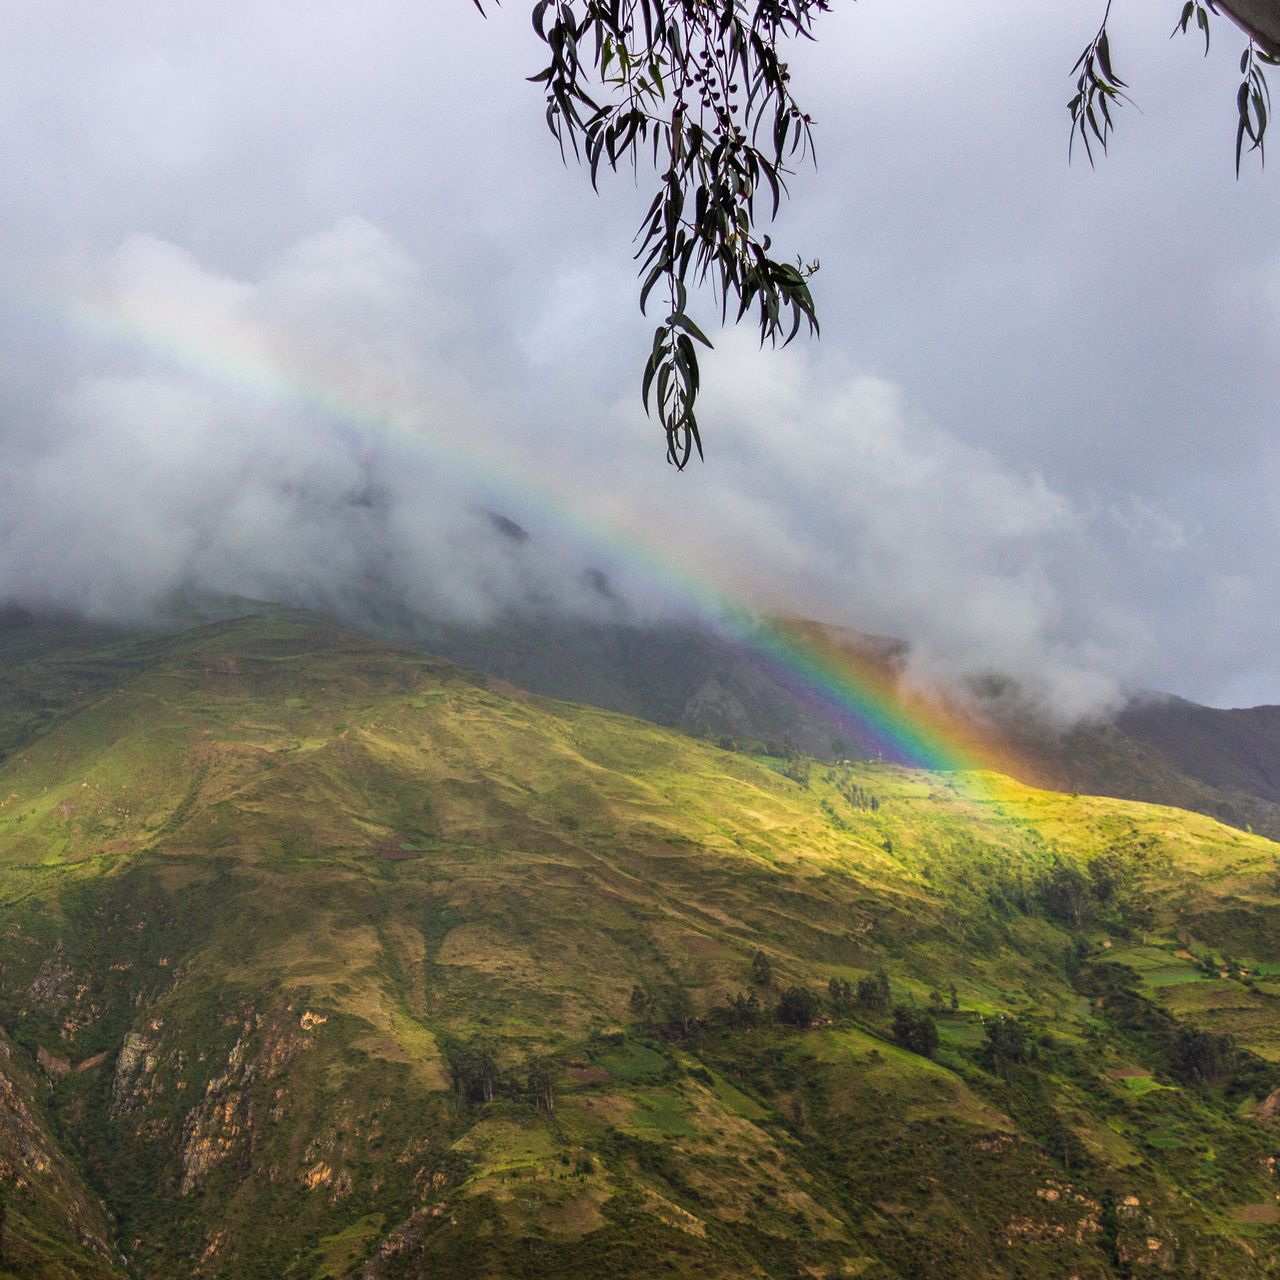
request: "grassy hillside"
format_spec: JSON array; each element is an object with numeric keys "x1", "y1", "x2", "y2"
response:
[{"x1": 1, "y1": 613, "x2": 1280, "y2": 1278}]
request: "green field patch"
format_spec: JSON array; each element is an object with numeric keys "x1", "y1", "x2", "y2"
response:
[
  {"x1": 630, "y1": 1089, "x2": 697, "y2": 1138},
  {"x1": 591, "y1": 1039, "x2": 671, "y2": 1084},
  {"x1": 702, "y1": 1069, "x2": 770, "y2": 1121},
  {"x1": 1121, "y1": 1075, "x2": 1171, "y2": 1097},
  {"x1": 937, "y1": 1020, "x2": 986, "y2": 1049},
  {"x1": 454, "y1": 1117, "x2": 559, "y2": 1182},
  {"x1": 1144, "y1": 1127, "x2": 1186, "y2": 1150},
  {"x1": 1142, "y1": 968, "x2": 1209, "y2": 988},
  {"x1": 1106, "y1": 945, "x2": 1185, "y2": 971}
]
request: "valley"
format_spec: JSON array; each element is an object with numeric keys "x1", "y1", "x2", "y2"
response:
[{"x1": 1, "y1": 611, "x2": 1279, "y2": 1277}]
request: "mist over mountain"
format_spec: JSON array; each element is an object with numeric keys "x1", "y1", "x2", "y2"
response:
[
  {"x1": 5, "y1": 7, "x2": 1280, "y2": 1277},
  {"x1": 8, "y1": 591, "x2": 1277, "y2": 847},
  {"x1": 4, "y1": 219, "x2": 1273, "y2": 724}
]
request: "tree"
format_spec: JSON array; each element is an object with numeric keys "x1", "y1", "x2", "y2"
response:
[
  {"x1": 855, "y1": 967, "x2": 890, "y2": 1014},
  {"x1": 629, "y1": 982, "x2": 657, "y2": 1027},
  {"x1": 1040, "y1": 860, "x2": 1092, "y2": 931},
  {"x1": 981, "y1": 1015, "x2": 1031, "y2": 1081},
  {"x1": 827, "y1": 975, "x2": 852, "y2": 1012},
  {"x1": 666, "y1": 983, "x2": 696, "y2": 1035},
  {"x1": 526, "y1": 1055, "x2": 558, "y2": 1115},
  {"x1": 1168, "y1": 1024, "x2": 1237, "y2": 1086},
  {"x1": 1087, "y1": 851, "x2": 1127, "y2": 905},
  {"x1": 447, "y1": 1036, "x2": 502, "y2": 1108},
  {"x1": 729, "y1": 988, "x2": 760, "y2": 1028},
  {"x1": 891, "y1": 1003, "x2": 939, "y2": 1058},
  {"x1": 777, "y1": 984, "x2": 820, "y2": 1026},
  {"x1": 475, "y1": 1, "x2": 1276, "y2": 464},
  {"x1": 750, "y1": 949, "x2": 773, "y2": 987}
]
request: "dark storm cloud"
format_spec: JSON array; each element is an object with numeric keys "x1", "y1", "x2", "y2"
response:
[{"x1": 1, "y1": 1, "x2": 1277, "y2": 710}]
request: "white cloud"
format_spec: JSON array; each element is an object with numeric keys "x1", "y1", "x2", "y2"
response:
[{"x1": 5, "y1": 219, "x2": 1255, "y2": 720}]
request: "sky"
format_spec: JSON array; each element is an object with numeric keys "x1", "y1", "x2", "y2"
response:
[{"x1": 1, "y1": 1, "x2": 1277, "y2": 714}]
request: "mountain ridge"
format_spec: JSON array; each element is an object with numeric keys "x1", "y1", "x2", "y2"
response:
[{"x1": 2, "y1": 612, "x2": 1280, "y2": 1276}]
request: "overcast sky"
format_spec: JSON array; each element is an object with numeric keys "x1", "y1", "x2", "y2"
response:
[{"x1": 1, "y1": 1, "x2": 1276, "y2": 712}]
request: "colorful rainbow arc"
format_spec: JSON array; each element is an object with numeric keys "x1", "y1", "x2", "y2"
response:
[{"x1": 27, "y1": 289, "x2": 1029, "y2": 786}]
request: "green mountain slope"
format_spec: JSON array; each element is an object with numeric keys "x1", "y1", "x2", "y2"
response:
[
  {"x1": 2, "y1": 614, "x2": 1280, "y2": 1278},
  {"x1": 336, "y1": 607, "x2": 1280, "y2": 842}
]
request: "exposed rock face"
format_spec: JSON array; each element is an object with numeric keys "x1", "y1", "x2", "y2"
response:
[
  {"x1": 1255, "y1": 1087, "x2": 1280, "y2": 1121},
  {"x1": 37, "y1": 1044, "x2": 70, "y2": 1076},
  {"x1": 111, "y1": 1031, "x2": 157, "y2": 1116},
  {"x1": 0, "y1": 1027, "x2": 121, "y2": 1274},
  {"x1": 177, "y1": 1008, "x2": 306, "y2": 1195}
]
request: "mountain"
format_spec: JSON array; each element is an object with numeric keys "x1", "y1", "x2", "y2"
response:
[
  {"x1": 375, "y1": 608, "x2": 1280, "y2": 843},
  {"x1": 3, "y1": 611, "x2": 1280, "y2": 1277},
  {"x1": 123, "y1": 591, "x2": 1280, "y2": 841}
]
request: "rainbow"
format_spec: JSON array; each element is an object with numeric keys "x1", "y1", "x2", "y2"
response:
[{"x1": 16, "y1": 283, "x2": 1035, "y2": 791}]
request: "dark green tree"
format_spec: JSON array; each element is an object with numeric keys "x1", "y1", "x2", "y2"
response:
[
  {"x1": 667, "y1": 983, "x2": 696, "y2": 1035},
  {"x1": 1040, "y1": 860, "x2": 1092, "y2": 931},
  {"x1": 1087, "y1": 851, "x2": 1128, "y2": 904},
  {"x1": 526, "y1": 1055, "x2": 558, "y2": 1116},
  {"x1": 874, "y1": 968, "x2": 891, "y2": 1007},
  {"x1": 891, "y1": 1004, "x2": 938, "y2": 1059},
  {"x1": 751, "y1": 949, "x2": 773, "y2": 988},
  {"x1": 1168, "y1": 1024, "x2": 1237, "y2": 1086},
  {"x1": 629, "y1": 983, "x2": 657, "y2": 1027},
  {"x1": 448, "y1": 1037, "x2": 502, "y2": 1108},
  {"x1": 777, "y1": 984, "x2": 820, "y2": 1027},
  {"x1": 856, "y1": 968, "x2": 890, "y2": 1014},
  {"x1": 981, "y1": 1015, "x2": 1030, "y2": 1080},
  {"x1": 729, "y1": 988, "x2": 760, "y2": 1028}
]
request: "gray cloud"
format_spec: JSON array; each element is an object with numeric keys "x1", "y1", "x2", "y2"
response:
[{"x1": 1, "y1": 2, "x2": 1278, "y2": 710}]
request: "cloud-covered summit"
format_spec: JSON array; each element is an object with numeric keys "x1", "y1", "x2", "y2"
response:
[
  {"x1": 0, "y1": 220, "x2": 1198, "y2": 719},
  {"x1": 1, "y1": 2, "x2": 1278, "y2": 712}
]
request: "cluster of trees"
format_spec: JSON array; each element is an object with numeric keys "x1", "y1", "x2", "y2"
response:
[
  {"x1": 1038, "y1": 849, "x2": 1155, "y2": 937},
  {"x1": 728, "y1": 988, "x2": 762, "y2": 1028},
  {"x1": 776, "y1": 758, "x2": 811, "y2": 787},
  {"x1": 627, "y1": 944, "x2": 1272, "y2": 1096},
  {"x1": 723, "y1": 960, "x2": 896, "y2": 1031},
  {"x1": 855, "y1": 969, "x2": 892, "y2": 1013},
  {"x1": 629, "y1": 982, "x2": 696, "y2": 1034},
  {"x1": 980, "y1": 1015, "x2": 1034, "y2": 1080},
  {"x1": 445, "y1": 1037, "x2": 558, "y2": 1116},
  {"x1": 822, "y1": 769, "x2": 880, "y2": 812},
  {"x1": 1167, "y1": 1023, "x2": 1238, "y2": 1087},
  {"x1": 776, "y1": 985, "x2": 821, "y2": 1027},
  {"x1": 675, "y1": 953, "x2": 903, "y2": 1034},
  {"x1": 827, "y1": 976, "x2": 853, "y2": 1011},
  {"x1": 890, "y1": 1004, "x2": 939, "y2": 1058}
]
